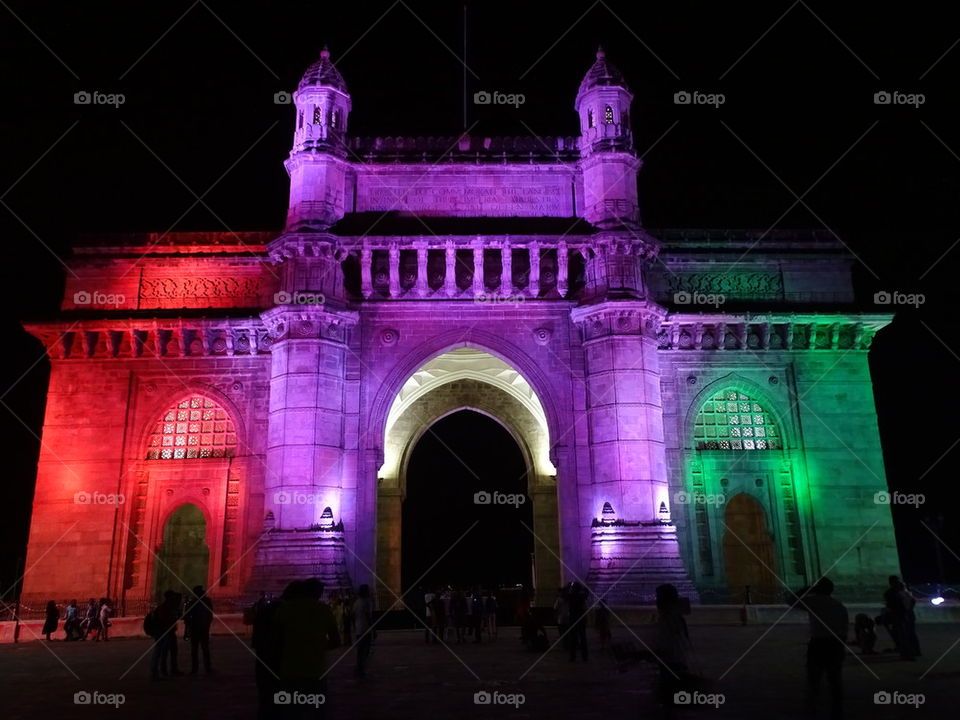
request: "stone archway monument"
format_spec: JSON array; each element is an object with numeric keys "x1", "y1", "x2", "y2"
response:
[{"x1": 376, "y1": 348, "x2": 560, "y2": 601}]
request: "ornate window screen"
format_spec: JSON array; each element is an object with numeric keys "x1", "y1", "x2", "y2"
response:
[
  {"x1": 146, "y1": 395, "x2": 237, "y2": 459},
  {"x1": 694, "y1": 390, "x2": 779, "y2": 450}
]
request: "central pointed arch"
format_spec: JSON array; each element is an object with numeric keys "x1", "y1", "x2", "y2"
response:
[{"x1": 373, "y1": 339, "x2": 562, "y2": 604}]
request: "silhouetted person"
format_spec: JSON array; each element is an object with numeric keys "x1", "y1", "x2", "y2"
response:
[
  {"x1": 567, "y1": 582, "x2": 588, "y2": 662},
  {"x1": 595, "y1": 598, "x2": 611, "y2": 651},
  {"x1": 794, "y1": 577, "x2": 848, "y2": 720},
  {"x1": 554, "y1": 586, "x2": 569, "y2": 644},
  {"x1": 451, "y1": 590, "x2": 467, "y2": 644},
  {"x1": 341, "y1": 589, "x2": 355, "y2": 645},
  {"x1": 42, "y1": 601, "x2": 58, "y2": 641},
  {"x1": 148, "y1": 590, "x2": 183, "y2": 680},
  {"x1": 470, "y1": 588, "x2": 483, "y2": 643},
  {"x1": 252, "y1": 588, "x2": 285, "y2": 720},
  {"x1": 484, "y1": 592, "x2": 497, "y2": 640},
  {"x1": 184, "y1": 585, "x2": 214, "y2": 674},
  {"x1": 274, "y1": 578, "x2": 340, "y2": 718},
  {"x1": 63, "y1": 599, "x2": 79, "y2": 640},
  {"x1": 883, "y1": 575, "x2": 920, "y2": 660},
  {"x1": 81, "y1": 598, "x2": 99, "y2": 640},
  {"x1": 853, "y1": 613, "x2": 877, "y2": 655},
  {"x1": 423, "y1": 588, "x2": 435, "y2": 643},
  {"x1": 654, "y1": 583, "x2": 691, "y2": 719},
  {"x1": 354, "y1": 584, "x2": 373, "y2": 679}
]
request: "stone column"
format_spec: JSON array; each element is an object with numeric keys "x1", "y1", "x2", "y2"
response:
[
  {"x1": 415, "y1": 241, "x2": 429, "y2": 297},
  {"x1": 472, "y1": 239, "x2": 485, "y2": 297},
  {"x1": 571, "y1": 232, "x2": 696, "y2": 602},
  {"x1": 557, "y1": 241, "x2": 568, "y2": 297},
  {"x1": 528, "y1": 242, "x2": 540, "y2": 298},
  {"x1": 250, "y1": 303, "x2": 359, "y2": 593},
  {"x1": 388, "y1": 243, "x2": 400, "y2": 298},
  {"x1": 444, "y1": 240, "x2": 457, "y2": 297},
  {"x1": 500, "y1": 241, "x2": 512, "y2": 297},
  {"x1": 360, "y1": 245, "x2": 373, "y2": 299},
  {"x1": 260, "y1": 305, "x2": 359, "y2": 529}
]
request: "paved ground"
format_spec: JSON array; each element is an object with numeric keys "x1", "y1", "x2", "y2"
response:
[{"x1": 1, "y1": 622, "x2": 958, "y2": 719}]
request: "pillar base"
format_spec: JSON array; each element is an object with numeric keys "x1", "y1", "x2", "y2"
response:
[
  {"x1": 247, "y1": 526, "x2": 352, "y2": 597},
  {"x1": 587, "y1": 519, "x2": 699, "y2": 604}
]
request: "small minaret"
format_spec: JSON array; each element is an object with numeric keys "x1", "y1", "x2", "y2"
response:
[
  {"x1": 285, "y1": 47, "x2": 352, "y2": 230},
  {"x1": 575, "y1": 47, "x2": 642, "y2": 228}
]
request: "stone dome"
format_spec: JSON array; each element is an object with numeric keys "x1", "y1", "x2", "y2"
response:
[{"x1": 297, "y1": 47, "x2": 348, "y2": 93}]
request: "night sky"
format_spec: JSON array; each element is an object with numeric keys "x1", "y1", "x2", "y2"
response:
[{"x1": 1, "y1": 1, "x2": 958, "y2": 596}]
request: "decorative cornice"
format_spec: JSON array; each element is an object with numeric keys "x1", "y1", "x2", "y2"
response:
[
  {"x1": 260, "y1": 305, "x2": 359, "y2": 343},
  {"x1": 658, "y1": 313, "x2": 891, "y2": 351},
  {"x1": 571, "y1": 300, "x2": 667, "y2": 340},
  {"x1": 24, "y1": 318, "x2": 271, "y2": 361}
]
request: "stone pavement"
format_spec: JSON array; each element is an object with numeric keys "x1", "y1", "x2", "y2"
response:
[{"x1": 1, "y1": 622, "x2": 957, "y2": 719}]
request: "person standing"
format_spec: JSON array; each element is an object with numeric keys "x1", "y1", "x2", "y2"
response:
[
  {"x1": 653, "y1": 583, "x2": 692, "y2": 719},
  {"x1": 484, "y1": 592, "x2": 498, "y2": 640},
  {"x1": 148, "y1": 590, "x2": 183, "y2": 680},
  {"x1": 184, "y1": 585, "x2": 214, "y2": 674},
  {"x1": 354, "y1": 584, "x2": 374, "y2": 679},
  {"x1": 595, "y1": 598, "x2": 611, "y2": 651},
  {"x1": 273, "y1": 578, "x2": 340, "y2": 719},
  {"x1": 81, "y1": 598, "x2": 99, "y2": 640},
  {"x1": 553, "y1": 587, "x2": 569, "y2": 645},
  {"x1": 63, "y1": 600, "x2": 79, "y2": 641},
  {"x1": 95, "y1": 598, "x2": 112, "y2": 641},
  {"x1": 898, "y1": 579, "x2": 921, "y2": 659},
  {"x1": 470, "y1": 588, "x2": 483, "y2": 644},
  {"x1": 795, "y1": 577, "x2": 848, "y2": 720},
  {"x1": 567, "y1": 583, "x2": 589, "y2": 662},
  {"x1": 42, "y1": 601, "x2": 58, "y2": 641},
  {"x1": 423, "y1": 588, "x2": 435, "y2": 644}
]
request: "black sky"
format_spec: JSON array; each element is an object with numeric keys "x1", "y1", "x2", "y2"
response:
[{"x1": 1, "y1": 1, "x2": 958, "y2": 593}]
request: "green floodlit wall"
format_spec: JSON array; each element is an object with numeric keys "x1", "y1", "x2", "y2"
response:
[{"x1": 661, "y1": 348, "x2": 900, "y2": 604}]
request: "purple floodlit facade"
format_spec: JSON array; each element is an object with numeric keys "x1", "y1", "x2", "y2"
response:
[{"x1": 21, "y1": 47, "x2": 900, "y2": 611}]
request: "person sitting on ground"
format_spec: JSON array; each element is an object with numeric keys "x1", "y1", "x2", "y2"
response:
[{"x1": 853, "y1": 613, "x2": 877, "y2": 655}]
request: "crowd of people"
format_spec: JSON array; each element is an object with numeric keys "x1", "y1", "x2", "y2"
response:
[
  {"x1": 32, "y1": 572, "x2": 926, "y2": 719},
  {"x1": 419, "y1": 586, "x2": 499, "y2": 644},
  {"x1": 40, "y1": 597, "x2": 114, "y2": 642}
]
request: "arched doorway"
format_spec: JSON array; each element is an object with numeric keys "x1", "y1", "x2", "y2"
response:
[
  {"x1": 153, "y1": 503, "x2": 209, "y2": 600},
  {"x1": 401, "y1": 410, "x2": 534, "y2": 593},
  {"x1": 723, "y1": 493, "x2": 779, "y2": 602}
]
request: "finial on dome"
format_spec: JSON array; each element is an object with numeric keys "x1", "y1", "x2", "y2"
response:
[
  {"x1": 320, "y1": 45, "x2": 330, "y2": 60},
  {"x1": 596, "y1": 45, "x2": 605, "y2": 60}
]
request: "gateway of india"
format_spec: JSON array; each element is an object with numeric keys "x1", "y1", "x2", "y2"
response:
[{"x1": 20, "y1": 47, "x2": 899, "y2": 612}]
